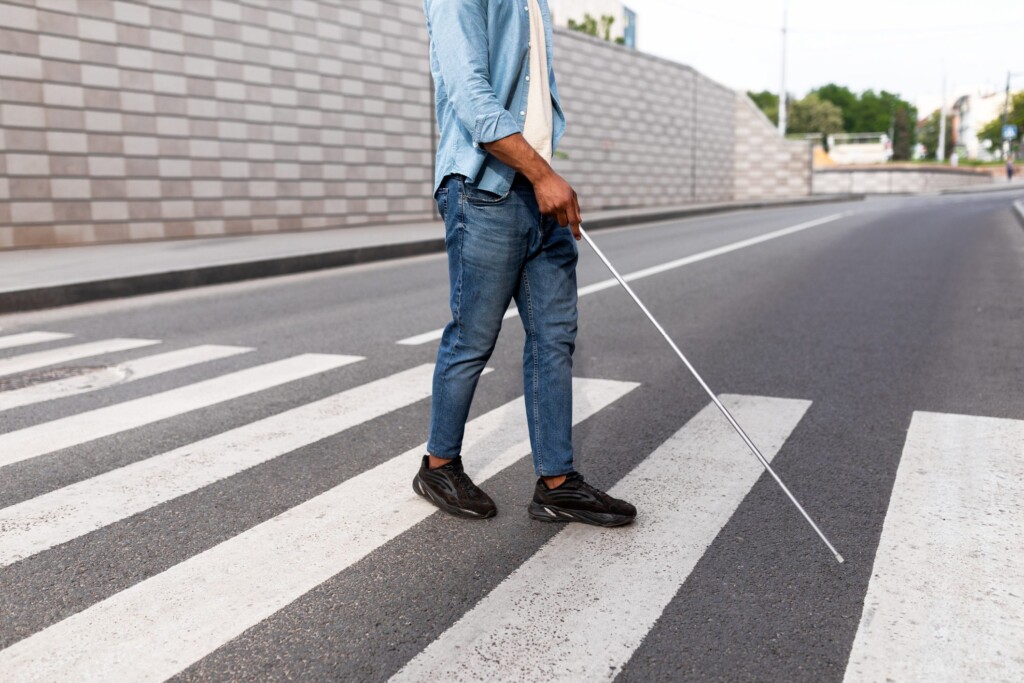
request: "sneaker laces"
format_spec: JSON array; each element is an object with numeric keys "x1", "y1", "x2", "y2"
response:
[
  {"x1": 447, "y1": 462, "x2": 481, "y2": 499},
  {"x1": 569, "y1": 474, "x2": 614, "y2": 504}
]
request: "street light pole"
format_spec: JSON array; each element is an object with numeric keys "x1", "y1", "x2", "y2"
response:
[
  {"x1": 778, "y1": 0, "x2": 788, "y2": 136},
  {"x1": 937, "y1": 73, "x2": 946, "y2": 161},
  {"x1": 1002, "y1": 71, "x2": 1014, "y2": 159}
]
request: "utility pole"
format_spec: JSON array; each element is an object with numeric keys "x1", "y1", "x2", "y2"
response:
[
  {"x1": 1002, "y1": 71, "x2": 1011, "y2": 159},
  {"x1": 937, "y1": 73, "x2": 946, "y2": 161},
  {"x1": 778, "y1": 0, "x2": 788, "y2": 136}
]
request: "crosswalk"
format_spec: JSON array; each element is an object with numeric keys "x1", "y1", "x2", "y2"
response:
[
  {"x1": 843, "y1": 411, "x2": 1024, "y2": 683},
  {"x1": 0, "y1": 328, "x2": 1021, "y2": 682},
  {"x1": 393, "y1": 395, "x2": 812, "y2": 682}
]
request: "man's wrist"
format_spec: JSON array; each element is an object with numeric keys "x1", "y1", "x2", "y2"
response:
[{"x1": 522, "y1": 160, "x2": 555, "y2": 185}]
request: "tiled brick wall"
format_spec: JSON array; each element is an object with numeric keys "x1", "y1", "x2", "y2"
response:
[
  {"x1": 813, "y1": 167, "x2": 994, "y2": 194},
  {"x1": 553, "y1": 30, "x2": 736, "y2": 209},
  {"x1": 0, "y1": 0, "x2": 806, "y2": 249},
  {"x1": 0, "y1": 0, "x2": 434, "y2": 248},
  {"x1": 733, "y1": 95, "x2": 812, "y2": 200}
]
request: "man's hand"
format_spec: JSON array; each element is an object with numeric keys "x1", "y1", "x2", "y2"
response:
[
  {"x1": 482, "y1": 133, "x2": 583, "y2": 241},
  {"x1": 532, "y1": 169, "x2": 582, "y2": 240}
]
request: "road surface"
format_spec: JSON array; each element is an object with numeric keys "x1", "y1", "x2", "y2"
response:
[{"x1": 0, "y1": 190, "x2": 1022, "y2": 681}]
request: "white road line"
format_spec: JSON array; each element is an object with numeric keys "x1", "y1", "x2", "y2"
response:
[
  {"x1": 0, "y1": 364, "x2": 440, "y2": 567},
  {"x1": 0, "y1": 377, "x2": 637, "y2": 682},
  {"x1": 0, "y1": 345, "x2": 252, "y2": 412},
  {"x1": 843, "y1": 411, "x2": 1024, "y2": 683},
  {"x1": 0, "y1": 354, "x2": 361, "y2": 469},
  {"x1": 0, "y1": 338, "x2": 160, "y2": 378},
  {"x1": 392, "y1": 394, "x2": 812, "y2": 683},
  {"x1": 396, "y1": 213, "x2": 846, "y2": 345},
  {"x1": 0, "y1": 331, "x2": 74, "y2": 351}
]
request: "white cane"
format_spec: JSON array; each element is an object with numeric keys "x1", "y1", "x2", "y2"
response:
[{"x1": 579, "y1": 226, "x2": 844, "y2": 564}]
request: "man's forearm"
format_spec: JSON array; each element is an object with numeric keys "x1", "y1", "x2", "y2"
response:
[{"x1": 482, "y1": 133, "x2": 555, "y2": 184}]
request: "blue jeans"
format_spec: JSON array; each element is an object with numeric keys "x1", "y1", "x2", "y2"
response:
[{"x1": 427, "y1": 174, "x2": 579, "y2": 477}]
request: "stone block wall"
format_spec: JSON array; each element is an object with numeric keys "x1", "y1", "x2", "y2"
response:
[
  {"x1": 0, "y1": 0, "x2": 434, "y2": 249},
  {"x1": 813, "y1": 167, "x2": 994, "y2": 194},
  {"x1": 733, "y1": 95, "x2": 812, "y2": 200},
  {"x1": 0, "y1": 0, "x2": 807, "y2": 249},
  {"x1": 553, "y1": 29, "x2": 736, "y2": 209}
]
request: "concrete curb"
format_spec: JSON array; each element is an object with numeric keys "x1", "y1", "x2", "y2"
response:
[
  {"x1": 940, "y1": 182, "x2": 1024, "y2": 195},
  {"x1": 1013, "y1": 199, "x2": 1024, "y2": 228},
  {"x1": 0, "y1": 193, "x2": 864, "y2": 314}
]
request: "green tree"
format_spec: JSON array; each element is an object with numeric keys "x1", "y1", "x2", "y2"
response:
[
  {"x1": 567, "y1": 14, "x2": 597, "y2": 36},
  {"x1": 892, "y1": 106, "x2": 913, "y2": 161},
  {"x1": 815, "y1": 85, "x2": 916, "y2": 159},
  {"x1": 977, "y1": 91, "x2": 1024, "y2": 152},
  {"x1": 751, "y1": 84, "x2": 917, "y2": 157},
  {"x1": 852, "y1": 90, "x2": 892, "y2": 132},
  {"x1": 812, "y1": 83, "x2": 858, "y2": 131},
  {"x1": 747, "y1": 90, "x2": 779, "y2": 126},
  {"x1": 567, "y1": 13, "x2": 618, "y2": 43},
  {"x1": 787, "y1": 93, "x2": 844, "y2": 136},
  {"x1": 918, "y1": 109, "x2": 952, "y2": 160}
]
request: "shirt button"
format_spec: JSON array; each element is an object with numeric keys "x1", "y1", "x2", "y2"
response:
[
  {"x1": 520, "y1": 111, "x2": 526, "y2": 116},
  {"x1": 526, "y1": 75, "x2": 531, "y2": 81}
]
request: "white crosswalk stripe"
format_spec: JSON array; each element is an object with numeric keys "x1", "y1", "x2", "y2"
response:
[
  {"x1": 0, "y1": 344, "x2": 252, "y2": 412},
  {"x1": 0, "y1": 377, "x2": 637, "y2": 683},
  {"x1": 0, "y1": 363, "x2": 440, "y2": 567},
  {"x1": 4, "y1": 327, "x2": 1017, "y2": 682},
  {"x1": 0, "y1": 338, "x2": 160, "y2": 378},
  {"x1": 393, "y1": 394, "x2": 812, "y2": 683},
  {"x1": 0, "y1": 331, "x2": 74, "y2": 351},
  {"x1": 843, "y1": 411, "x2": 1024, "y2": 683},
  {"x1": 0, "y1": 353, "x2": 361, "y2": 469}
]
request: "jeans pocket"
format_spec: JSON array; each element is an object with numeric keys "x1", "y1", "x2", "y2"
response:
[
  {"x1": 460, "y1": 176, "x2": 513, "y2": 206},
  {"x1": 435, "y1": 186, "x2": 449, "y2": 219}
]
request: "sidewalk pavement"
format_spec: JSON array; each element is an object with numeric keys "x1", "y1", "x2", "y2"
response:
[
  {"x1": 0, "y1": 194, "x2": 864, "y2": 314},
  {"x1": 939, "y1": 178, "x2": 1024, "y2": 195}
]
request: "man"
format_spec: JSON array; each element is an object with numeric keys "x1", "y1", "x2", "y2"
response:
[{"x1": 414, "y1": 0, "x2": 636, "y2": 527}]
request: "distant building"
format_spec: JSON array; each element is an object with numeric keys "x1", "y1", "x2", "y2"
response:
[
  {"x1": 548, "y1": 0, "x2": 637, "y2": 48},
  {"x1": 950, "y1": 91, "x2": 1005, "y2": 160}
]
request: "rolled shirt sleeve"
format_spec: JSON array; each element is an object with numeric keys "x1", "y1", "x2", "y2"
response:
[{"x1": 425, "y1": 0, "x2": 522, "y2": 146}]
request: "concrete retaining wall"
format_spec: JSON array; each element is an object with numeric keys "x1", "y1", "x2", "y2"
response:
[
  {"x1": 552, "y1": 30, "x2": 737, "y2": 209},
  {"x1": 733, "y1": 96, "x2": 812, "y2": 200},
  {"x1": 0, "y1": 0, "x2": 435, "y2": 249},
  {"x1": 813, "y1": 167, "x2": 994, "y2": 194},
  {"x1": 0, "y1": 0, "x2": 804, "y2": 249}
]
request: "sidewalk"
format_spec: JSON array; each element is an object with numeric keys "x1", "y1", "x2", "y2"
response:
[
  {"x1": 0, "y1": 194, "x2": 863, "y2": 314},
  {"x1": 939, "y1": 178, "x2": 1024, "y2": 195}
]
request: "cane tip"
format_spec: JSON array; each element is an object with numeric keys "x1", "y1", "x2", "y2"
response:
[{"x1": 835, "y1": 554, "x2": 845, "y2": 564}]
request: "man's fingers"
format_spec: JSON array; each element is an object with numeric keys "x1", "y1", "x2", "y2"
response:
[{"x1": 569, "y1": 193, "x2": 583, "y2": 241}]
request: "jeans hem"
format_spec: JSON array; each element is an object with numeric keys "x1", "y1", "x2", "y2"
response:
[{"x1": 537, "y1": 468, "x2": 576, "y2": 479}]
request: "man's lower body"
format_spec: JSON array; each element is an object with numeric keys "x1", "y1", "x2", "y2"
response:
[{"x1": 413, "y1": 174, "x2": 635, "y2": 527}]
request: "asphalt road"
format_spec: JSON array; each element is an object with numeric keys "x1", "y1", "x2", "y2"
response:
[{"x1": 1, "y1": 189, "x2": 1022, "y2": 682}]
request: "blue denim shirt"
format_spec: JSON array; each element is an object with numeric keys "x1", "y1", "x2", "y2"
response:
[{"x1": 423, "y1": 0, "x2": 566, "y2": 197}]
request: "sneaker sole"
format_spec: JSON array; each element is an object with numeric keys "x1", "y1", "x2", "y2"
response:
[
  {"x1": 413, "y1": 476, "x2": 496, "y2": 520},
  {"x1": 527, "y1": 501, "x2": 635, "y2": 528}
]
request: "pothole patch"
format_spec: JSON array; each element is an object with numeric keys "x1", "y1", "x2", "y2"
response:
[{"x1": 0, "y1": 366, "x2": 108, "y2": 392}]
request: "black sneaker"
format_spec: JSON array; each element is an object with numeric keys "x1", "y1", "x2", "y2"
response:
[
  {"x1": 413, "y1": 455, "x2": 497, "y2": 519},
  {"x1": 528, "y1": 472, "x2": 636, "y2": 527}
]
